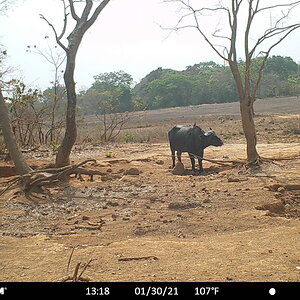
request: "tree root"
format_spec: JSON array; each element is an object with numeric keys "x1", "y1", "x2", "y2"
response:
[{"x1": 0, "y1": 159, "x2": 97, "y2": 197}]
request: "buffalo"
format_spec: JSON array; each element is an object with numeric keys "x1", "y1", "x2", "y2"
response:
[{"x1": 168, "y1": 123, "x2": 223, "y2": 173}]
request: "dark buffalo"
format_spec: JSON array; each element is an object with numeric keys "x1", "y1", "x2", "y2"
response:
[{"x1": 168, "y1": 123, "x2": 223, "y2": 173}]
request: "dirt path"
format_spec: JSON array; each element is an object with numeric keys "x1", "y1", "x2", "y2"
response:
[{"x1": 0, "y1": 142, "x2": 299, "y2": 282}]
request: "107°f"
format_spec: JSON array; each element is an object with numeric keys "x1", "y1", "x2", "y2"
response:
[{"x1": 195, "y1": 287, "x2": 220, "y2": 296}]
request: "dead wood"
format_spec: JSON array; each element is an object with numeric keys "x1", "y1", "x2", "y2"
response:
[
  {"x1": 0, "y1": 158, "x2": 97, "y2": 197},
  {"x1": 73, "y1": 167, "x2": 106, "y2": 182},
  {"x1": 67, "y1": 247, "x2": 75, "y2": 273},
  {"x1": 118, "y1": 256, "x2": 159, "y2": 262},
  {"x1": 72, "y1": 262, "x2": 81, "y2": 281},
  {"x1": 74, "y1": 224, "x2": 103, "y2": 231},
  {"x1": 59, "y1": 247, "x2": 95, "y2": 282},
  {"x1": 21, "y1": 146, "x2": 40, "y2": 153}
]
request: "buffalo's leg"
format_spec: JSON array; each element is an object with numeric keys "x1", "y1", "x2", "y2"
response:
[
  {"x1": 198, "y1": 160, "x2": 204, "y2": 173},
  {"x1": 171, "y1": 148, "x2": 176, "y2": 168},
  {"x1": 177, "y1": 151, "x2": 182, "y2": 163},
  {"x1": 188, "y1": 153, "x2": 196, "y2": 171},
  {"x1": 198, "y1": 149, "x2": 204, "y2": 173}
]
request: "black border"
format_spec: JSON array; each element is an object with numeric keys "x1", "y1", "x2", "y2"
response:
[{"x1": 0, "y1": 282, "x2": 298, "y2": 298}]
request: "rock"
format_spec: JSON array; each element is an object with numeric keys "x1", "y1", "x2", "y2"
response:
[
  {"x1": 177, "y1": 230, "x2": 186, "y2": 238},
  {"x1": 133, "y1": 225, "x2": 159, "y2": 236},
  {"x1": 105, "y1": 200, "x2": 119, "y2": 207},
  {"x1": 168, "y1": 201, "x2": 199, "y2": 210},
  {"x1": 227, "y1": 175, "x2": 248, "y2": 182},
  {"x1": 111, "y1": 213, "x2": 118, "y2": 220},
  {"x1": 172, "y1": 161, "x2": 185, "y2": 175},
  {"x1": 101, "y1": 174, "x2": 122, "y2": 181},
  {"x1": 277, "y1": 186, "x2": 285, "y2": 193},
  {"x1": 256, "y1": 201, "x2": 285, "y2": 215},
  {"x1": 156, "y1": 160, "x2": 164, "y2": 165},
  {"x1": 124, "y1": 167, "x2": 140, "y2": 176}
]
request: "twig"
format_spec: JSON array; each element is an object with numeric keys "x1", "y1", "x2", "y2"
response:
[
  {"x1": 59, "y1": 247, "x2": 95, "y2": 282},
  {"x1": 0, "y1": 177, "x2": 21, "y2": 196},
  {"x1": 74, "y1": 225, "x2": 103, "y2": 230},
  {"x1": 67, "y1": 247, "x2": 75, "y2": 272},
  {"x1": 72, "y1": 262, "x2": 81, "y2": 282},
  {"x1": 77, "y1": 258, "x2": 95, "y2": 279},
  {"x1": 118, "y1": 256, "x2": 159, "y2": 262}
]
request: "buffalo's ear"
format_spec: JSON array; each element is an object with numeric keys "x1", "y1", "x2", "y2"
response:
[
  {"x1": 209, "y1": 127, "x2": 212, "y2": 130},
  {"x1": 193, "y1": 123, "x2": 197, "y2": 127}
]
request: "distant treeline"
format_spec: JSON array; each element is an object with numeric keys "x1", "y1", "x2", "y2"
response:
[
  {"x1": 3, "y1": 55, "x2": 299, "y2": 147},
  {"x1": 72, "y1": 55, "x2": 299, "y2": 114}
]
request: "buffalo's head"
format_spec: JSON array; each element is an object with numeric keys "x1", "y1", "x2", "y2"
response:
[{"x1": 204, "y1": 129, "x2": 223, "y2": 147}]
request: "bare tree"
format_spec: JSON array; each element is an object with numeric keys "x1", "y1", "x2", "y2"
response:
[
  {"x1": 0, "y1": 0, "x2": 15, "y2": 15},
  {"x1": 96, "y1": 110, "x2": 132, "y2": 142},
  {"x1": 0, "y1": 87, "x2": 32, "y2": 174},
  {"x1": 0, "y1": 0, "x2": 33, "y2": 175},
  {"x1": 41, "y1": 0, "x2": 110, "y2": 167},
  {"x1": 165, "y1": 0, "x2": 300, "y2": 164},
  {"x1": 26, "y1": 40, "x2": 66, "y2": 144}
]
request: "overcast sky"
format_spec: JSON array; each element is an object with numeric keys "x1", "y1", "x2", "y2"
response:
[{"x1": 2, "y1": 0, "x2": 300, "y2": 91}]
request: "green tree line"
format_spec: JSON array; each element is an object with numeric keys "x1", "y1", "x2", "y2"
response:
[{"x1": 76, "y1": 55, "x2": 300, "y2": 114}]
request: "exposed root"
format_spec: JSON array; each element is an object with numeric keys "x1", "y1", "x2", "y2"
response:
[{"x1": 0, "y1": 159, "x2": 97, "y2": 198}]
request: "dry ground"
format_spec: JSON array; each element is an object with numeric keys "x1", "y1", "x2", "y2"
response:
[{"x1": 0, "y1": 100, "x2": 300, "y2": 282}]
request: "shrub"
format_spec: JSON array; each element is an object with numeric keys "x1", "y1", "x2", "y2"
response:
[{"x1": 123, "y1": 133, "x2": 136, "y2": 143}]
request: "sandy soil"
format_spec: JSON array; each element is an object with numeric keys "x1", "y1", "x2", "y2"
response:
[{"x1": 0, "y1": 106, "x2": 299, "y2": 282}]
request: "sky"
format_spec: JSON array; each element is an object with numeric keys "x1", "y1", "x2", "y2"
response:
[{"x1": 1, "y1": 0, "x2": 300, "y2": 91}]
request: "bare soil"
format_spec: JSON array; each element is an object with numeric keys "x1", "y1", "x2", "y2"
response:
[{"x1": 0, "y1": 100, "x2": 300, "y2": 282}]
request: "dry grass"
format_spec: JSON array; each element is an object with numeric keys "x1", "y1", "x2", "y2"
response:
[
  {"x1": 282, "y1": 117, "x2": 300, "y2": 135},
  {"x1": 76, "y1": 113, "x2": 300, "y2": 146}
]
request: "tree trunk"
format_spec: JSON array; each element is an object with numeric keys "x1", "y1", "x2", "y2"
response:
[
  {"x1": 229, "y1": 61, "x2": 260, "y2": 164},
  {"x1": 240, "y1": 97, "x2": 260, "y2": 164},
  {"x1": 55, "y1": 50, "x2": 77, "y2": 167},
  {"x1": 43, "y1": 0, "x2": 111, "y2": 167},
  {"x1": 0, "y1": 88, "x2": 32, "y2": 175}
]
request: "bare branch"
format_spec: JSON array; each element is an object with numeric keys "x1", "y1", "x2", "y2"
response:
[
  {"x1": 0, "y1": 0, "x2": 13, "y2": 15},
  {"x1": 68, "y1": 0, "x2": 80, "y2": 21},
  {"x1": 85, "y1": 0, "x2": 110, "y2": 29},
  {"x1": 188, "y1": 1, "x2": 230, "y2": 61},
  {"x1": 249, "y1": 23, "x2": 300, "y2": 58},
  {"x1": 81, "y1": 0, "x2": 93, "y2": 22},
  {"x1": 39, "y1": 14, "x2": 68, "y2": 52},
  {"x1": 256, "y1": 0, "x2": 300, "y2": 13},
  {"x1": 58, "y1": 0, "x2": 68, "y2": 40},
  {"x1": 252, "y1": 24, "x2": 300, "y2": 98}
]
